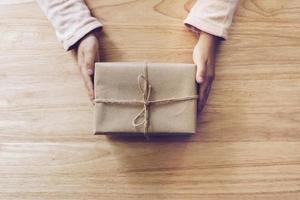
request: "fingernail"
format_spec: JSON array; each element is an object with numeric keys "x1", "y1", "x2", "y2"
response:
[
  {"x1": 196, "y1": 77, "x2": 204, "y2": 83},
  {"x1": 87, "y1": 69, "x2": 93, "y2": 75}
]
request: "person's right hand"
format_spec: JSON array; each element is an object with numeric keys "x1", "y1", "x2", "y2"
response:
[{"x1": 77, "y1": 31, "x2": 100, "y2": 102}]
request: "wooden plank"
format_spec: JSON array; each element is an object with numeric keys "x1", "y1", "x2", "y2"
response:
[{"x1": 0, "y1": 142, "x2": 300, "y2": 199}]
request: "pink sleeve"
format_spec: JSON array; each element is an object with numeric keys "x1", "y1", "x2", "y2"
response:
[
  {"x1": 37, "y1": 0, "x2": 102, "y2": 50},
  {"x1": 184, "y1": 0, "x2": 239, "y2": 39}
]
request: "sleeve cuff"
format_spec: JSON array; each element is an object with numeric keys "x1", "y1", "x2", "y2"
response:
[
  {"x1": 61, "y1": 20, "x2": 103, "y2": 51},
  {"x1": 184, "y1": 15, "x2": 228, "y2": 39}
]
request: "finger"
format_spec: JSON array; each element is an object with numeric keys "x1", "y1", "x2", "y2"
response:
[
  {"x1": 80, "y1": 66, "x2": 95, "y2": 101},
  {"x1": 198, "y1": 73, "x2": 214, "y2": 112},
  {"x1": 83, "y1": 49, "x2": 97, "y2": 76},
  {"x1": 78, "y1": 49, "x2": 94, "y2": 100},
  {"x1": 196, "y1": 60, "x2": 207, "y2": 84},
  {"x1": 193, "y1": 41, "x2": 207, "y2": 84}
]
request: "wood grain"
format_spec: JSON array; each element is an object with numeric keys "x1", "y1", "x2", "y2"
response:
[{"x1": 0, "y1": 0, "x2": 299, "y2": 199}]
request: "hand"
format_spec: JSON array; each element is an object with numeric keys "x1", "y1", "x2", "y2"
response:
[
  {"x1": 193, "y1": 31, "x2": 219, "y2": 112},
  {"x1": 77, "y1": 31, "x2": 100, "y2": 102}
]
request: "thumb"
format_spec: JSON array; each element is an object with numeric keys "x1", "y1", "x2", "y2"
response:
[
  {"x1": 84, "y1": 50, "x2": 96, "y2": 76},
  {"x1": 193, "y1": 40, "x2": 207, "y2": 84},
  {"x1": 196, "y1": 60, "x2": 206, "y2": 84}
]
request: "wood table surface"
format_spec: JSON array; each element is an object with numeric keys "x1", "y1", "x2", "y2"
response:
[{"x1": 0, "y1": 0, "x2": 300, "y2": 199}]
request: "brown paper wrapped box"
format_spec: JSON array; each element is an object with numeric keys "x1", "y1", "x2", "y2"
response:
[{"x1": 93, "y1": 62, "x2": 198, "y2": 137}]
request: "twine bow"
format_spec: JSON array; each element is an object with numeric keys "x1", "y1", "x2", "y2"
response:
[
  {"x1": 94, "y1": 62, "x2": 198, "y2": 139},
  {"x1": 131, "y1": 71, "x2": 152, "y2": 137}
]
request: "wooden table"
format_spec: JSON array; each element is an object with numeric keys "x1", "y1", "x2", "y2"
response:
[{"x1": 1, "y1": 0, "x2": 300, "y2": 199}]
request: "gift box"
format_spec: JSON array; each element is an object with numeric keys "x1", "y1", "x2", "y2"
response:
[{"x1": 93, "y1": 62, "x2": 198, "y2": 137}]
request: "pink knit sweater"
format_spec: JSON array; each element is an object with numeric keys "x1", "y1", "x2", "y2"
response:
[{"x1": 37, "y1": 0, "x2": 239, "y2": 50}]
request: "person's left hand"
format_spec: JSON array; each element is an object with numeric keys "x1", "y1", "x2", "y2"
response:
[
  {"x1": 193, "y1": 31, "x2": 219, "y2": 112},
  {"x1": 77, "y1": 31, "x2": 100, "y2": 102}
]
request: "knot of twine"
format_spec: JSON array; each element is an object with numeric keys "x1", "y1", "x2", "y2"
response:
[{"x1": 94, "y1": 62, "x2": 199, "y2": 139}]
